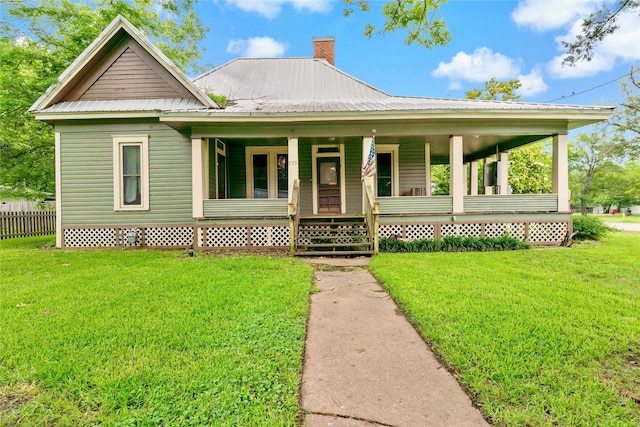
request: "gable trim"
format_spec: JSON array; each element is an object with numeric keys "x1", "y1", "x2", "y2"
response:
[{"x1": 30, "y1": 15, "x2": 217, "y2": 112}]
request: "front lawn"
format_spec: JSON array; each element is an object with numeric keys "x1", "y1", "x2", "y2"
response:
[
  {"x1": 1, "y1": 237, "x2": 312, "y2": 426},
  {"x1": 370, "y1": 232, "x2": 640, "y2": 426}
]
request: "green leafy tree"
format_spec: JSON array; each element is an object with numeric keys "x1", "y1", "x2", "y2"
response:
[
  {"x1": 563, "y1": 0, "x2": 640, "y2": 66},
  {"x1": 0, "y1": 0, "x2": 208, "y2": 198},
  {"x1": 430, "y1": 164, "x2": 450, "y2": 195},
  {"x1": 343, "y1": 0, "x2": 451, "y2": 48},
  {"x1": 570, "y1": 70, "x2": 640, "y2": 214},
  {"x1": 465, "y1": 78, "x2": 521, "y2": 102},
  {"x1": 508, "y1": 143, "x2": 552, "y2": 194},
  {"x1": 609, "y1": 66, "x2": 640, "y2": 141},
  {"x1": 587, "y1": 160, "x2": 640, "y2": 211}
]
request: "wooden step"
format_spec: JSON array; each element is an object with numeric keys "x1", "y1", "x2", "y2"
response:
[
  {"x1": 295, "y1": 250, "x2": 373, "y2": 257},
  {"x1": 299, "y1": 242, "x2": 372, "y2": 249},
  {"x1": 298, "y1": 235, "x2": 370, "y2": 241},
  {"x1": 299, "y1": 222, "x2": 365, "y2": 228}
]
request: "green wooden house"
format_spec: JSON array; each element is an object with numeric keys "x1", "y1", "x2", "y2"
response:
[{"x1": 31, "y1": 16, "x2": 613, "y2": 255}]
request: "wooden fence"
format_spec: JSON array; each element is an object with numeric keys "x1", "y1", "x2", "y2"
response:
[{"x1": 1, "y1": 211, "x2": 56, "y2": 239}]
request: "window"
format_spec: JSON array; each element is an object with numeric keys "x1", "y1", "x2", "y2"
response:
[
  {"x1": 113, "y1": 135, "x2": 149, "y2": 210},
  {"x1": 376, "y1": 145, "x2": 399, "y2": 197},
  {"x1": 208, "y1": 139, "x2": 227, "y2": 199},
  {"x1": 246, "y1": 147, "x2": 288, "y2": 199}
]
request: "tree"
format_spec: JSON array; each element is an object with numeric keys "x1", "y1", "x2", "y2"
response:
[
  {"x1": 569, "y1": 126, "x2": 638, "y2": 214},
  {"x1": 609, "y1": 66, "x2": 640, "y2": 141},
  {"x1": 563, "y1": 0, "x2": 640, "y2": 66},
  {"x1": 343, "y1": 0, "x2": 451, "y2": 48},
  {"x1": 465, "y1": 78, "x2": 521, "y2": 102},
  {"x1": 569, "y1": 69, "x2": 640, "y2": 215},
  {"x1": 0, "y1": 0, "x2": 208, "y2": 198},
  {"x1": 508, "y1": 144, "x2": 552, "y2": 194}
]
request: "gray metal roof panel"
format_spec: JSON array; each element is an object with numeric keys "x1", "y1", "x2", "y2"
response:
[
  {"x1": 193, "y1": 96, "x2": 613, "y2": 114},
  {"x1": 193, "y1": 57, "x2": 390, "y2": 101},
  {"x1": 37, "y1": 98, "x2": 209, "y2": 113}
]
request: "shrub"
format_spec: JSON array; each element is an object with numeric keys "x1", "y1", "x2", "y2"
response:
[
  {"x1": 572, "y1": 215, "x2": 615, "y2": 241},
  {"x1": 379, "y1": 235, "x2": 530, "y2": 253}
]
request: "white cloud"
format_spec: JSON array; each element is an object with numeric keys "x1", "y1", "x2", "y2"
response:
[
  {"x1": 516, "y1": 68, "x2": 548, "y2": 97},
  {"x1": 547, "y1": 10, "x2": 640, "y2": 78},
  {"x1": 512, "y1": 0, "x2": 601, "y2": 31},
  {"x1": 227, "y1": 37, "x2": 288, "y2": 57},
  {"x1": 431, "y1": 47, "x2": 521, "y2": 82},
  {"x1": 226, "y1": 0, "x2": 332, "y2": 19}
]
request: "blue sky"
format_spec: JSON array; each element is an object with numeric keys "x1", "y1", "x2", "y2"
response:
[{"x1": 193, "y1": 0, "x2": 639, "y2": 106}]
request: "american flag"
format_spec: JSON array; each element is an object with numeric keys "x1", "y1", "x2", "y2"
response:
[{"x1": 361, "y1": 136, "x2": 376, "y2": 179}]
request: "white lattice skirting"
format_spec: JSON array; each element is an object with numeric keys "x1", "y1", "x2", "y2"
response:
[
  {"x1": 63, "y1": 220, "x2": 569, "y2": 249},
  {"x1": 379, "y1": 221, "x2": 569, "y2": 245},
  {"x1": 62, "y1": 225, "x2": 290, "y2": 249}
]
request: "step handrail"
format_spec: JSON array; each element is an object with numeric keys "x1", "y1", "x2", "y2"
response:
[{"x1": 288, "y1": 179, "x2": 301, "y2": 255}]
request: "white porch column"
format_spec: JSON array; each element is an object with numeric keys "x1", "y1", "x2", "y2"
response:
[
  {"x1": 484, "y1": 157, "x2": 494, "y2": 195},
  {"x1": 498, "y1": 151, "x2": 509, "y2": 195},
  {"x1": 55, "y1": 132, "x2": 62, "y2": 248},
  {"x1": 191, "y1": 137, "x2": 205, "y2": 218},
  {"x1": 449, "y1": 135, "x2": 464, "y2": 214},
  {"x1": 425, "y1": 142, "x2": 432, "y2": 196},
  {"x1": 287, "y1": 137, "x2": 299, "y2": 201},
  {"x1": 552, "y1": 133, "x2": 570, "y2": 212},
  {"x1": 469, "y1": 161, "x2": 479, "y2": 196}
]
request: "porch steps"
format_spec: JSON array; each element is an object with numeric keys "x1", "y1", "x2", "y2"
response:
[{"x1": 295, "y1": 215, "x2": 373, "y2": 257}]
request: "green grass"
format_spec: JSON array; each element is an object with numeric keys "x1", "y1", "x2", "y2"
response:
[
  {"x1": 578, "y1": 213, "x2": 640, "y2": 224},
  {"x1": 370, "y1": 232, "x2": 640, "y2": 426},
  {"x1": 0, "y1": 237, "x2": 313, "y2": 426}
]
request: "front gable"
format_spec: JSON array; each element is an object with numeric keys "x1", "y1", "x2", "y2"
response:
[
  {"x1": 31, "y1": 15, "x2": 217, "y2": 113},
  {"x1": 65, "y1": 38, "x2": 195, "y2": 102}
]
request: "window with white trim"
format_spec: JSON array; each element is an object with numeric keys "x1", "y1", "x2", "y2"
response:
[
  {"x1": 376, "y1": 144, "x2": 399, "y2": 197},
  {"x1": 246, "y1": 147, "x2": 288, "y2": 199},
  {"x1": 113, "y1": 135, "x2": 149, "y2": 210}
]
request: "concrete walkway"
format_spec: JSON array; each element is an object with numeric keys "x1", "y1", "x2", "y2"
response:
[
  {"x1": 605, "y1": 222, "x2": 640, "y2": 232},
  {"x1": 300, "y1": 258, "x2": 488, "y2": 427}
]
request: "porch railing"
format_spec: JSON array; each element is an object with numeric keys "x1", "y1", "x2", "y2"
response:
[
  {"x1": 363, "y1": 179, "x2": 380, "y2": 254},
  {"x1": 463, "y1": 194, "x2": 559, "y2": 213},
  {"x1": 203, "y1": 198, "x2": 288, "y2": 218},
  {"x1": 377, "y1": 196, "x2": 453, "y2": 215},
  {"x1": 377, "y1": 194, "x2": 560, "y2": 215},
  {"x1": 288, "y1": 179, "x2": 300, "y2": 255}
]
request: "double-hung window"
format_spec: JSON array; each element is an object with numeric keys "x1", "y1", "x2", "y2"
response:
[
  {"x1": 113, "y1": 135, "x2": 149, "y2": 210},
  {"x1": 246, "y1": 147, "x2": 288, "y2": 199}
]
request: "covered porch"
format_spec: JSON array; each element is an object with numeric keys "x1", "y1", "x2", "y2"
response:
[{"x1": 185, "y1": 116, "x2": 573, "y2": 253}]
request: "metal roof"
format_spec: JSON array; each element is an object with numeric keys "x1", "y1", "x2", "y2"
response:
[
  {"x1": 39, "y1": 98, "x2": 209, "y2": 113},
  {"x1": 181, "y1": 96, "x2": 612, "y2": 115},
  {"x1": 193, "y1": 58, "x2": 390, "y2": 101}
]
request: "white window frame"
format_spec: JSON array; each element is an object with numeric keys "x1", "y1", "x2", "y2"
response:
[
  {"x1": 245, "y1": 146, "x2": 288, "y2": 199},
  {"x1": 376, "y1": 144, "x2": 399, "y2": 197},
  {"x1": 113, "y1": 134, "x2": 149, "y2": 211}
]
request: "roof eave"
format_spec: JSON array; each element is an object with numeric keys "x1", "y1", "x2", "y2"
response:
[{"x1": 158, "y1": 108, "x2": 614, "y2": 123}]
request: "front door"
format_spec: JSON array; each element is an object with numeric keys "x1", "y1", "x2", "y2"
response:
[{"x1": 317, "y1": 157, "x2": 341, "y2": 214}]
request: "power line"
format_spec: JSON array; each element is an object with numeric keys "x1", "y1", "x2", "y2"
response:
[{"x1": 545, "y1": 72, "x2": 630, "y2": 103}]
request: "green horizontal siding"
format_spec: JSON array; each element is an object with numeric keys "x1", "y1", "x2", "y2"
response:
[
  {"x1": 203, "y1": 199, "x2": 288, "y2": 217},
  {"x1": 57, "y1": 122, "x2": 193, "y2": 226},
  {"x1": 398, "y1": 142, "x2": 426, "y2": 195},
  {"x1": 464, "y1": 194, "x2": 558, "y2": 213},
  {"x1": 378, "y1": 196, "x2": 453, "y2": 214},
  {"x1": 345, "y1": 140, "x2": 362, "y2": 213}
]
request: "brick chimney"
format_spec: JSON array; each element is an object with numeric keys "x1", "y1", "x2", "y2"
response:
[{"x1": 313, "y1": 36, "x2": 335, "y2": 65}]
